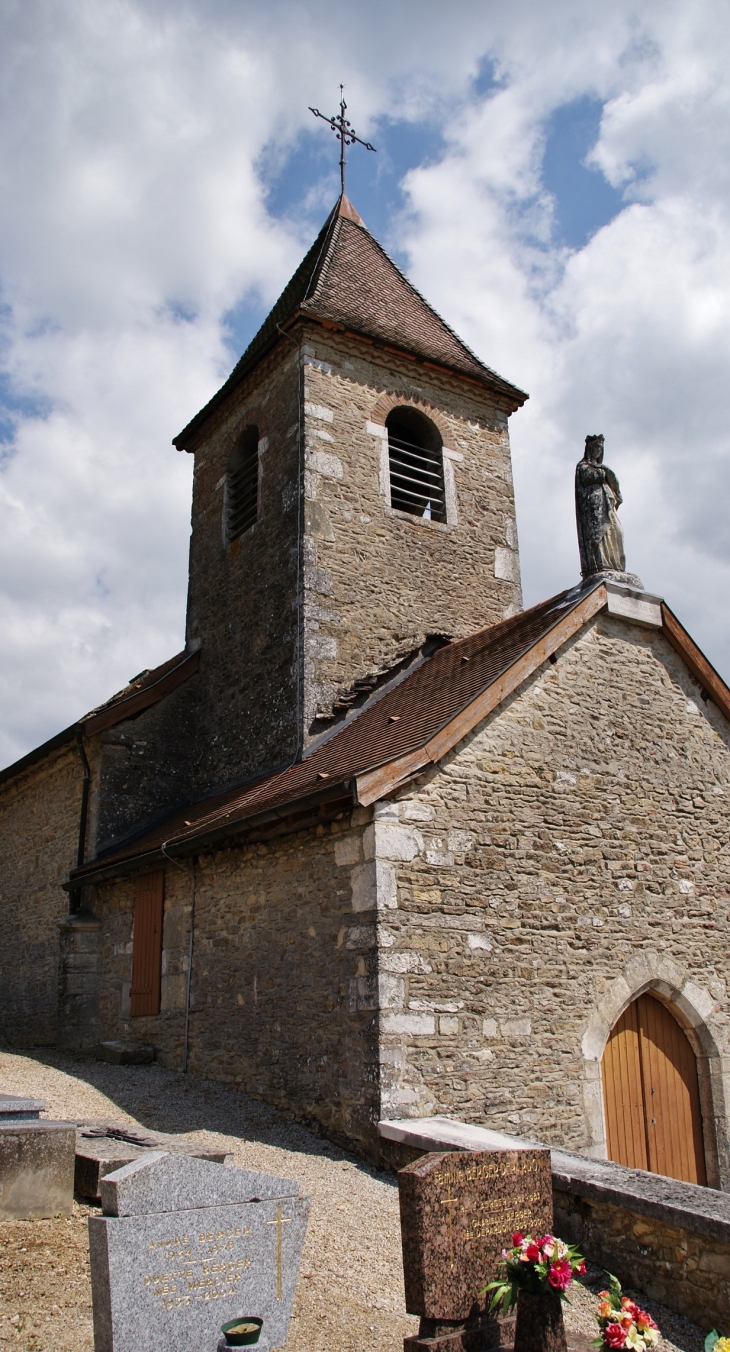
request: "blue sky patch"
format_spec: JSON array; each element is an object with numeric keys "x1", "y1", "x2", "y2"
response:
[
  {"x1": 223, "y1": 110, "x2": 446, "y2": 362},
  {"x1": 542, "y1": 96, "x2": 625, "y2": 248}
]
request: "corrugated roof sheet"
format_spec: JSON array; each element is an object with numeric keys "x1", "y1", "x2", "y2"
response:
[
  {"x1": 174, "y1": 195, "x2": 527, "y2": 450},
  {"x1": 71, "y1": 586, "x2": 587, "y2": 879}
]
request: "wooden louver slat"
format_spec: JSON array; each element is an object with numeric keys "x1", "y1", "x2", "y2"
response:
[
  {"x1": 227, "y1": 427, "x2": 259, "y2": 542},
  {"x1": 130, "y1": 870, "x2": 164, "y2": 1017},
  {"x1": 388, "y1": 428, "x2": 446, "y2": 522}
]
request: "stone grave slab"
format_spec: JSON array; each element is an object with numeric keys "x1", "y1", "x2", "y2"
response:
[
  {"x1": 0, "y1": 1120, "x2": 75, "y2": 1220},
  {"x1": 398, "y1": 1148, "x2": 552, "y2": 1352},
  {"x1": 95, "y1": 1041, "x2": 155, "y2": 1065},
  {"x1": 88, "y1": 1151, "x2": 310, "y2": 1352},
  {"x1": 75, "y1": 1120, "x2": 232, "y2": 1200},
  {"x1": 0, "y1": 1093, "x2": 46, "y2": 1120}
]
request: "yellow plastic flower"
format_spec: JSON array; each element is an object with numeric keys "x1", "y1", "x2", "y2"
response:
[{"x1": 714, "y1": 1339, "x2": 730, "y2": 1352}]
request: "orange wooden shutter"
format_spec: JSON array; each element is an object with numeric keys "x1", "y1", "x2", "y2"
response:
[
  {"x1": 602, "y1": 993, "x2": 706, "y2": 1185},
  {"x1": 130, "y1": 871, "x2": 164, "y2": 1017}
]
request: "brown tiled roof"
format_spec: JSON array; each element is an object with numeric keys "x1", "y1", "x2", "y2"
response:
[
  {"x1": 69, "y1": 586, "x2": 600, "y2": 882},
  {"x1": 173, "y1": 195, "x2": 527, "y2": 450},
  {"x1": 0, "y1": 649, "x2": 199, "y2": 787},
  {"x1": 80, "y1": 648, "x2": 199, "y2": 737}
]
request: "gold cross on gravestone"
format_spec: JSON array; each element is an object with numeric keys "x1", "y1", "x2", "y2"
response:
[
  {"x1": 440, "y1": 1194, "x2": 459, "y2": 1269},
  {"x1": 266, "y1": 1203, "x2": 293, "y2": 1299}
]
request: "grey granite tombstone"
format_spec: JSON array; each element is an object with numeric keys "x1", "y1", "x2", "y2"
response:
[
  {"x1": 75, "y1": 1120, "x2": 233, "y2": 1200},
  {"x1": 88, "y1": 1152, "x2": 310, "y2": 1352}
]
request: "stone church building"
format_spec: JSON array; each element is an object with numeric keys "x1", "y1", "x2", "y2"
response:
[{"x1": 3, "y1": 194, "x2": 730, "y2": 1188}]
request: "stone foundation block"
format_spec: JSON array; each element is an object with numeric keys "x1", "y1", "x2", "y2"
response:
[{"x1": 0, "y1": 1121, "x2": 75, "y2": 1220}]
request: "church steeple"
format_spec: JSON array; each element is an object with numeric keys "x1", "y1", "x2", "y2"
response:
[
  {"x1": 174, "y1": 197, "x2": 525, "y2": 452},
  {"x1": 178, "y1": 199, "x2": 528, "y2": 798}
]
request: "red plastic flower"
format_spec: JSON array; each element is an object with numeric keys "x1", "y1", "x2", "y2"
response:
[
  {"x1": 525, "y1": 1243, "x2": 541, "y2": 1263},
  {"x1": 603, "y1": 1324, "x2": 627, "y2": 1348},
  {"x1": 548, "y1": 1259, "x2": 572, "y2": 1290},
  {"x1": 637, "y1": 1310, "x2": 658, "y2": 1331},
  {"x1": 511, "y1": 1232, "x2": 525, "y2": 1246},
  {"x1": 575, "y1": 1259, "x2": 587, "y2": 1275}
]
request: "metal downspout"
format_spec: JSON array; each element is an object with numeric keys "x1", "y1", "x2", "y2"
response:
[{"x1": 70, "y1": 727, "x2": 91, "y2": 913}]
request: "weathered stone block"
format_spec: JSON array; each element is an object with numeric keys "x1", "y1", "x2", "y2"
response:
[{"x1": 0, "y1": 1121, "x2": 75, "y2": 1220}]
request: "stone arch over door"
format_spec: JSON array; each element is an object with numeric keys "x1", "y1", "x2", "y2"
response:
[{"x1": 581, "y1": 950, "x2": 730, "y2": 1189}]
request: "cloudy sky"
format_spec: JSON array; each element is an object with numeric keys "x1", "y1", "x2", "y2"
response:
[{"x1": 1, "y1": 0, "x2": 729, "y2": 768}]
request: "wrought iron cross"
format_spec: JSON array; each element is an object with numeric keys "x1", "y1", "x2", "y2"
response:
[{"x1": 309, "y1": 85, "x2": 376, "y2": 193}]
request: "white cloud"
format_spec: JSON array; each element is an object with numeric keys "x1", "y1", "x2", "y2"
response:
[{"x1": 1, "y1": 0, "x2": 730, "y2": 766}]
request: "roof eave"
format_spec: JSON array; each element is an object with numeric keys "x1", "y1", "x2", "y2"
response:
[
  {"x1": 172, "y1": 314, "x2": 305, "y2": 452},
  {"x1": 65, "y1": 779, "x2": 354, "y2": 888},
  {"x1": 0, "y1": 721, "x2": 79, "y2": 788},
  {"x1": 173, "y1": 312, "x2": 528, "y2": 453}
]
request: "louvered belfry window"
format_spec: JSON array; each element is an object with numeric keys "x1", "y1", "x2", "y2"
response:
[
  {"x1": 130, "y1": 871, "x2": 164, "y2": 1017},
  {"x1": 227, "y1": 425, "x2": 259, "y2": 543},
  {"x1": 387, "y1": 408, "x2": 446, "y2": 523}
]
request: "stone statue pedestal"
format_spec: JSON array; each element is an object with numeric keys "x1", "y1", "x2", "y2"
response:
[{"x1": 582, "y1": 569, "x2": 644, "y2": 591}]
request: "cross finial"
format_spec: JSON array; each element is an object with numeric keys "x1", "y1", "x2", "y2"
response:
[{"x1": 309, "y1": 85, "x2": 376, "y2": 194}]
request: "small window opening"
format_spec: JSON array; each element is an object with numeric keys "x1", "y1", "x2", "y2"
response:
[
  {"x1": 227, "y1": 425, "x2": 259, "y2": 542},
  {"x1": 386, "y1": 408, "x2": 446, "y2": 522}
]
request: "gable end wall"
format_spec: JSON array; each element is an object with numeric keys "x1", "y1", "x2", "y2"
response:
[{"x1": 376, "y1": 613, "x2": 730, "y2": 1178}]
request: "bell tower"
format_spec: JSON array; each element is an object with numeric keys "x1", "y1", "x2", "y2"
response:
[{"x1": 174, "y1": 195, "x2": 528, "y2": 799}]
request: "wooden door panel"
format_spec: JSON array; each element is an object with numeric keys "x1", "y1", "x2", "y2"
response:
[
  {"x1": 602, "y1": 1000, "x2": 648, "y2": 1171},
  {"x1": 602, "y1": 992, "x2": 706, "y2": 1185},
  {"x1": 638, "y1": 994, "x2": 706, "y2": 1185},
  {"x1": 130, "y1": 871, "x2": 164, "y2": 1018}
]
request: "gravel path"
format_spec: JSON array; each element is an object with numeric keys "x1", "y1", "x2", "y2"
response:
[{"x1": 0, "y1": 1051, "x2": 711, "y2": 1352}]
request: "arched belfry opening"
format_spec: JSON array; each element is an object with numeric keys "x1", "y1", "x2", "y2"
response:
[
  {"x1": 386, "y1": 407, "x2": 446, "y2": 522},
  {"x1": 601, "y1": 992, "x2": 707, "y2": 1185},
  {"x1": 227, "y1": 425, "x2": 259, "y2": 543}
]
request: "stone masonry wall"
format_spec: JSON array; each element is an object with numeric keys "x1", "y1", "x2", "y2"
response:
[
  {"x1": 555, "y1": 1187, "x2": 730, "y2": 1332},
  {"x1": 299, "y1": 331, "x2": 522, "y2": 739},
  {"x1": 0, "y1": 745, "x2": 82, "y2": 1045},
  {"x1": 89, "y1": 678, "x2": 200, "y2": 855},
  {"x1": 183, "y1": 342, "x2": 302, "y2": 796},
  {"x1": 181, "y1": 322, "x2": 523, "y2": 795},
  {"x1": 370, "y1": 613, "x2": 730, "y2": 1167},
  {"x1": 90, "y1": 806, "x2": 383, "y2": 1152}
]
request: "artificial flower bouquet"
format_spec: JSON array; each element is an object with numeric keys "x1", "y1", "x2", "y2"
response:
[
  {"x1": 594, "y1": 1275, "x2": 659, "y2": 1349},
  {"x1": 486, "y1": 1232, "x2": 586, "y2": 1313},
  {"x1": 705, "y1": 1334, "x2": 730, "y2": 1351}
]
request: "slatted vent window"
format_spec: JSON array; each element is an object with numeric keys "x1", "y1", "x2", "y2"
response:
[
  {"x1": 227, "y1": 425, "x2": 259, "y2": 543},
  {"x1": 130, "y1": 870, "x2": 164, "y2": 1017},
  {"x1": 387, "y1": 408, "x2": 446, "y2": 523}
]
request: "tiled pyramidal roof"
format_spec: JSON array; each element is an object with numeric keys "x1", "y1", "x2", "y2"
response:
[
  {"x1": 71, "y1": 587, "x2": 589, "y2": 880},
  {"x1": 174, "y1": 195, "x2": 527, "y2": 448}
]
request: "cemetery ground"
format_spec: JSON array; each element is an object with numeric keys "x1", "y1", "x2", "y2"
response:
[{"x1": 0, "y1": 1051, "x2": 709, "y2": 1352}]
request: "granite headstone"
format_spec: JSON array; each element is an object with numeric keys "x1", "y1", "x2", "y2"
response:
[
  {"x1": 75, "y1": 1120, "x2": 232, "y2": 1200},
  {"x1": 398, "y1": 1148, "x2": 553, "y2": 1352},
  {"x1": 88, "y1": 1152, "x2": 310, "y2": 1352}
]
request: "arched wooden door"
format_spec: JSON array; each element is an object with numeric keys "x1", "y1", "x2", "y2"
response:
[{"x1": 601, "y1": 992, "x2": 707, "y2": 1184}]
